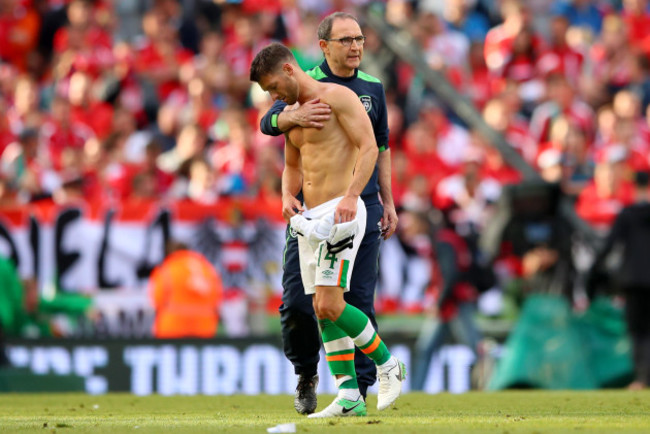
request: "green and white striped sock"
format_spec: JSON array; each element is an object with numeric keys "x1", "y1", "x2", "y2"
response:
[{"x1": 319, "y1": 318, "x2": 358, "y2": 389}]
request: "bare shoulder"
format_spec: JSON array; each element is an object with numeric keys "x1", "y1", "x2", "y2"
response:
[{"x1": 319, "y1": 83, "x2": 358, "y2": 106}]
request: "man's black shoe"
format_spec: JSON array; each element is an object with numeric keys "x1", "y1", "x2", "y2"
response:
[{"x1": 294, "y1": 374, "x2": 318, "y2": 414}]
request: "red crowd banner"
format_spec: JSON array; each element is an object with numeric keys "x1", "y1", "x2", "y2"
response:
[{"x1": 0, "y1": 197, "x2": 286, "y2": 296}]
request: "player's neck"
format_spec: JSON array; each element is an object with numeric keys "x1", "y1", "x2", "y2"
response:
[{"x1": 297, "y1": 77, "x2": 321, "y2": 104}]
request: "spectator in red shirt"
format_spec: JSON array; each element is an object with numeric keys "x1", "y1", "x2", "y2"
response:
[
  {"x1": 81, "y1": 132, "x2": 132, "y2": 203},
  {"x1": 433, "y1": 148, "x2": 502, "y2": 237},
  {"x1": 610, "y1": 119, "x2": 650, "y2": 173},
  {"x1": 420, "y1": 101, "x2": 472, "y2": 170},
  {"x1": 110, "y1": 42, "x2": 147, "y2": 124},
  {"x1": 41, "y1": 95, "x2": 94, "y2": 171},
  {"x1": 484, "y1": 0, "x2": 544, "y2": 79},
  {"x1": 52, "y1": 0, "x2": 113, "y2": 78},
  {"x1": 152, "y1": 0, "x2": 201, "y2": 53},
  {"x1": 612, "y1": 89, "x2": 650, "y2": 150},
  {"x1": 470, "y1": 130, "x2": 522, "y2": 186},
  {"x1": 222, "y1": 13, "x2": 273, "y2": 100},
  {"x1": 389, "y1": 149, "x2": 409, "y2": 209},
  {"x1": 180, "y1": 77, "x2": 220, "y2": 137},
  {"x1": 209, "y1": 110, "x2": 256, "y2": 195},
  {"x1": 594, "y1": 104, "x2": 617, "y2": 150},
  {"x1": 586, "y1": 15, "x2": 636, "y2": 103},
  {"x1": 53, "y1": 0, "x2": 111, "y2": 54},
  {"x1": 622, "y1": 0, "x2": 650, "y2": 53},
  {"x1": 135, "y1": 10, "x2": 194, "y2": 103},
  {"x1": 483, "y1": 97, "x2": 537, "y2": 164},
  {"x1": 529, "y1": 73, "x2": 594, "y2": 145},
  {"x1": 501, "y1": 25, "x2": 543, "y2": 91},
  {"x1": 113, "y1": 108, "x2": 151, "y2": 166},
  {"x1": 576, "y1": 148, "x2": 635, "y2": 231},
  {"x1": 537, "y1": 14, "x2": 584, "y2": 87},
  {"x1": 0, "y1": 0, "x2": 41, "y2": 72},
  {"x1": 401, "y1": 120, "x2": 451, "y2": 191},
  {"x1": 138, "y1": 140, "x2": 174, "y2": 197},
  {"x1": 401, "y1": 173, "x2": 434, "y2": 214},
  {"x1": 67, "y1": 71, "x2": 114, "y2": 140},
  {"x1": 386, "y1": 95, "x2": 405, "y2": 150}
]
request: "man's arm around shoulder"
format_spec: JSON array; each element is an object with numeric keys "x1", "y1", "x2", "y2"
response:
[{"x1": 260, "y1": 99, "x2": 332, "y2": 136}]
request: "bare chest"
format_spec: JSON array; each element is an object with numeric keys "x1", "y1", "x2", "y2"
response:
[{"x1": 287, "y1": 119, "x2": 342, "y2": 149}]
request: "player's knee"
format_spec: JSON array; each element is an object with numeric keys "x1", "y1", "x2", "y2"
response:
[{"x1": 313, "y1": 299, "x2": 344, "y2": 321}]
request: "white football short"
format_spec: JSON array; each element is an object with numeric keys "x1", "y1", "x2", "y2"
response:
[{"x1": 297, "y1": 196, "x2": 366, "y2": 295}]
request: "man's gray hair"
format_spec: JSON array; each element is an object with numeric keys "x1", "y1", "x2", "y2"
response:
[{"x1": 317, "y1": 12, "x2": 359, "y2": 40}]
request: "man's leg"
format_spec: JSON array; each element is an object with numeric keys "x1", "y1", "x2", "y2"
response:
[
  {"x1": 344, "y1": 202, "x2": 383, "y2": 398},
  {"x1": 309, "y1": 287, "x2": 367, "y2": 419},
  {"x1": 330, "y1": 302, "x2": 406, "y2": 411},
  {"x1": 279, "y1": 228, "x2": 320, "y2": 413}
]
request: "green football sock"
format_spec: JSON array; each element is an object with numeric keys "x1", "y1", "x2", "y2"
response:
[
  {"x1": 334, "y1": 304, "x2": 391, "y2": 365},
  {"x1": 319, "y1": 318, "x2": 357, "y2": 389}
]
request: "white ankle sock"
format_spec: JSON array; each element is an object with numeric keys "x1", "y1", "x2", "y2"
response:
[
  {"x1": 378, "y1": 356, "x2": 397, "y2": 373},
  {"x1": 338, "y1": 388, "x2": 361, "y2": 401},
  {"x1": 334, "y1": 375, "x2": 353, "y2": 388}
]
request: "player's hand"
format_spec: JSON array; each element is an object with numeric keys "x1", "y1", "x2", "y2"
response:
[
  {"x1": 335, "y1": 196, "x2": 357, "y2": 223},
  {"x1": 282, "y1": 194, "x2": 303, "y2": 223},
  {"x1": 290, "y1": 98, "x2": 331, "y2": 129},
  {"x1": 380, "y1": 203, "x2": 398, "y2": 240}
]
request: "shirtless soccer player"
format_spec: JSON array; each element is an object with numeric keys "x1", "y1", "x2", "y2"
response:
[{"x1": 250, "y1": 43, "x2": 406, "y2": 418}]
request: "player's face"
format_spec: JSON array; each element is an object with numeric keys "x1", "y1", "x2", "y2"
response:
[
  {"x1": 259, "y1": 66, "x2": 299, "y2": 104},
  {"x1": 324, "y1": 18, "x2": 364, "y2": 74}
]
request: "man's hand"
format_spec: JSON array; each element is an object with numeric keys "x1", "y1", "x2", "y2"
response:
[
  {"x1": 282, "y1": 194, "x2": 303, "y2": 223},
  {"x1": 335, "y1": 195, "x2": 357, "y2": 223},
  {"x1": 286, "y1": 98, "x2": 331, "y2": 129},
  {"x1": 380, "y1": 204, "x2": 398, "y2": 240}
]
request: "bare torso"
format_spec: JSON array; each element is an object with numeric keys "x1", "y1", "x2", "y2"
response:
[{"x1": 286, "y1": 84, "x2": 358, "y2": 209}]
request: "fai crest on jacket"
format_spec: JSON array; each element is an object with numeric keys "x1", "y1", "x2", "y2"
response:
[{"x1": 359, "y1": 95, "x2": 372, "y2": 112}]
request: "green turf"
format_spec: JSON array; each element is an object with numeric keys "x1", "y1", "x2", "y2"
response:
[{"x1": 0, "y1": 391, "x2": 648, "y2": 433}]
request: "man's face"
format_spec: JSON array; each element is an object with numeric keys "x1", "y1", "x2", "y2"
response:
[
  {"x1": 322, "y1": 18, "x2": 364, "y2": 73},
  {"x1": 258, "y1": 65, "x2": 299, "y2": 104}
]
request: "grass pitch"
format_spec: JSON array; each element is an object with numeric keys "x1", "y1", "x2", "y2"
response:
[{"x1": 0, "y1": 391, "x2": 648, "y2": 433}]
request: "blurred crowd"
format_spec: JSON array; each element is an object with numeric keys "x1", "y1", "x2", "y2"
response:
[{"x1": 0, "y1": 0, "x2": 649, "y2": 321}]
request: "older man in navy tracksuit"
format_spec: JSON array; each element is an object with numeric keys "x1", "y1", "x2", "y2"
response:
[{"x1": 259, "y1": 12, "x2": 397, "y2": 414}]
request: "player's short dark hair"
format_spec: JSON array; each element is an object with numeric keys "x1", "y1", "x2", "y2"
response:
[
  {"x1": 317, "y1": 12, "x2": 359, "y2": 40},
  {"x1": 249, "y1": 43, "x2": 296, "y2": 82}
]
